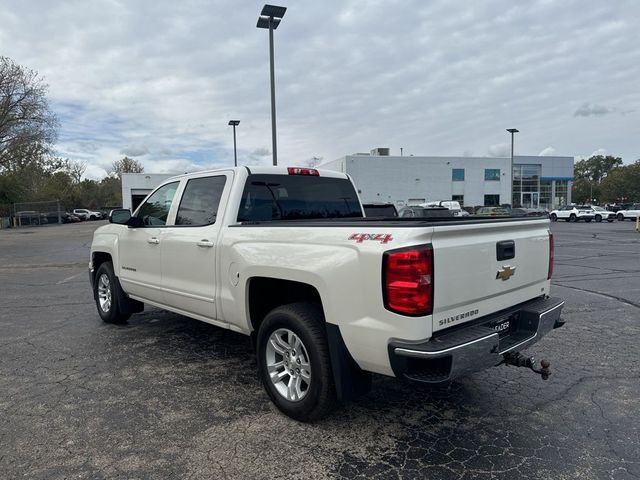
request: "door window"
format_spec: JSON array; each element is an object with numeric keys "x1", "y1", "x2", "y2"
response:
[
  {"x1": 175, "y1": 176, "x2": 227, "y2": 226},
  {"x1": 135, "y1": 182, "x2": 180, "y2": 226}
]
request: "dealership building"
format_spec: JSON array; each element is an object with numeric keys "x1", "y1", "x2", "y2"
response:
[
  {"x1": 320, "y1": 149, "x2": 574, "y2": 210},
  {"x1": 120, "y1": 149, "x2": 574, "y2": 212}
]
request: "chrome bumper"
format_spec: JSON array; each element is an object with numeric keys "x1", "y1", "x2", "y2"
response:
[{"x1": 388, "y1": 296, "x2": 565, "y2": 384}]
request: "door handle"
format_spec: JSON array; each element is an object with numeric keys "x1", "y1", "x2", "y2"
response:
[
  {"x1": 197, "y1": 239, "x2": 214, "y2": 248},
  {"x1": 147, "y1": 237, "x2": 160, "y2": 245}
]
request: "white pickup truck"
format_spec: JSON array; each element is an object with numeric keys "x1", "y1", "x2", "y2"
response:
[{"x1": 89, "y1": 166, "x2": 564, "y2": 421}]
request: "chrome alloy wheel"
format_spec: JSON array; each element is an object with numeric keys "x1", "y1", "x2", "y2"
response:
[
  {"x1": 97, "y1": 273, "x2": 112, "y2": 313},
  {"x1": 266, "y1": 328, "x2": 311, "y2": 402}
]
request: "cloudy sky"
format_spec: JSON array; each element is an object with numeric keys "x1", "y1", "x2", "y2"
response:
[{"x1": 2, "y1": 0, "x2": 638, "y2": 179}]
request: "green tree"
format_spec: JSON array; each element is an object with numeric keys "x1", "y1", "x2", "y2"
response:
[
  {"x1": 99, "y1": 176, "x2": 122, "y2": 206},
  {"x1": 0, "y1": 56, "x2": 58, "y2": 172},
  {"x1": 111, "y1": 156, "x2": 144, "y2": 178},
  {"x1": 600, "y1": 161, "x2": 640, "y2": 203},
  {"x1": 572, "y1": 155, "x2": 622, "y2": 204}
]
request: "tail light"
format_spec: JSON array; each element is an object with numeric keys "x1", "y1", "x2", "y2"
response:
[
  {"x1": 383, "y1": 245, "x2": 433, "y2": 316},
  {"x1": 287, "y1": 167, "x2": 319, "y2": 176},
  {"x1": 548, "y1": 232, "x2": 554, "y2": 280}
]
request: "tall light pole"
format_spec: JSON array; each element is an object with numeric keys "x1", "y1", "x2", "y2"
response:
[
  {"x1": 228, "y1": 120, "x2": 240, "y2": 167},
  {"x1": 506, "y1": 128, "x2": 519, "y2": 206},
  {"x1": 257, "y1": 4, "x2": 287, "y2": 166}
]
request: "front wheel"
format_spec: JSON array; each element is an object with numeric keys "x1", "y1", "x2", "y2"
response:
[
  {"x1": 595, "y1": 215, "x2": 602, "y2": 222},
  {"x1": 550, "y1": 213, "x2": 557, "y2": 222},
  {"x1": 257, "y1": 303, "x2": 337, "y2": 422},
  {"x1": 569, "y1": 214, "x2": 577, "y2": 222},
  {"x1": 617, "y1": 213, "x2": 625, "y2": 221},
  {"x1": 94, "y1": 262, "x2": 131, "y2": 324}
]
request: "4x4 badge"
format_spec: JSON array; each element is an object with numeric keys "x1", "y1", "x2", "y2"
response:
[{"x1": 496, "y1": 265, "x2": 516, "y2": 281}]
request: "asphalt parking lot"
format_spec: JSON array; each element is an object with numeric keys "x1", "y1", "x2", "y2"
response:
[{"x1": 1, "y1": 219, "x2": 639, "y2": 479}]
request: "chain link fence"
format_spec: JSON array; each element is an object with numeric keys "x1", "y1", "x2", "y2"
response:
[{"x1": 9, "y1": 200, "x2": 64, "y2": 228}]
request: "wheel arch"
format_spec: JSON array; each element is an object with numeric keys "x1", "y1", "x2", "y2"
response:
[
  {"x1": 247, "y1": 277, "x2": 324, "y2": 335},
  {"x1": 247, "y1": 276, "x2": 371, "y2": 402}
]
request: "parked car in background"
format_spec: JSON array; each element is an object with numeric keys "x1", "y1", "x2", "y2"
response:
[
  {"x1": 73, "y1": 208, "x2": 102, "y2": 221},
  {"x1": 587, "y1": 206, "x2": 616, "y2": 222},
  {"x1": 549, "y1": 205, "x2": 595, "y2": 222},
  {"x1": 362, "y1": 203, "x2": 398, "y2": 217},
  {"x1": 398, "y1": 206, "x2": 453, "y2": 218},
  {"x1": 616, "y1": 203, "x2": 640, "y2": 221},
  {"x1": 422, "y1": 200, "x2": 470, "y2": 217},
  {"x1": 44, "y1": 212, "x2": 82, "y2": 223},
  {"x1": 475, "y1": 207, "x2": 510, "y2": 217}
]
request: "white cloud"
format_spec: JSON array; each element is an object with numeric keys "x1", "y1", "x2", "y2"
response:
[
  {"x1": 121, "y1": 145, "x2": 150, "y2": 157},
  {"x1": 574, "y1": 103, "x2": 612, "y2": 117},
  {"x1": 1, "y1": 0, "x2": 638, "y2": 180},
  {"x1": 591, "y1": 148, "x2": 607, "y2": 157},
  {"x1": 488, "y1": 143, "x2": 510, "y2": 157},
  {"x1": 539, "y1": 147, "x2": 556, "y2": 156}
]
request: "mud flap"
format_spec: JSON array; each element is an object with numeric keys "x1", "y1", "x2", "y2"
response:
[{"x1": 326, "y1": 323, "x2": 372, "y2": 402}]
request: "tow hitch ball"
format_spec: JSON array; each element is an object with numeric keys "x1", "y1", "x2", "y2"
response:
[{"x1": 502, "y1": 352, "x2": 551, "y2": 380}]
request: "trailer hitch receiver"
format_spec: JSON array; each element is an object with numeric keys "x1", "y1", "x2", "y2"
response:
[{"x1": 502, "y1": 352, "x2": 551, "y2": 380}]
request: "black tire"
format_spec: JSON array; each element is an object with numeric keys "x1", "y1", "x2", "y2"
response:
[
  {"x1": 595, "y1": 215, "x2": 602, "y2": 222},
  {"x1": 617, "y1": 213, "x2": 625, "y2": 221},
  {"x1": 550, "y1": 213, "x2": 557, "y2": 222},
  {"x1": 569, "y1": 214, "x2": 577, "y2": 222},
  {"x1": 90, "y1": 215, "x2": 97, "y2": 220},
  {"x1": 94, "y1": 261, "x2": 131, "y2": 324},
  {"x1": 256, "y1": 302, "x2": 337, "y2": 422}
]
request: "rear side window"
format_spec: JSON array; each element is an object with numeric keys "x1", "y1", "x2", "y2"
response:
[
  {"x1": 176, "y1": 176, "x2": 227, "y2": 226},
  {"x1": 237, "y1": 174, "x2": 362, "y2": 222}
]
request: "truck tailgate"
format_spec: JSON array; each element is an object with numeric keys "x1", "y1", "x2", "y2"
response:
[{"x1": 431, "y1": 219, "x2": 551, "y2": 332}]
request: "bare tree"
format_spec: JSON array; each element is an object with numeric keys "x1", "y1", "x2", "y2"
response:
[
  {"x1": 111, "y1": 156, "x2": 144, "y2": 178},
  {"x1": 0, "y1": 57, "x2": 58, "y2": 172},
  {"x1": 63, "y1": 158, "x2": 87, "y2": 183}
]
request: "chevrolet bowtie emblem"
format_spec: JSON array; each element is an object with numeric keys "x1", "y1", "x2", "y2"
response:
[{"x1": 496, "y1": 265, "x2": 516, "y2": 281}]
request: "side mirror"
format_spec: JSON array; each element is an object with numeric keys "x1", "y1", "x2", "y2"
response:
[{"x1": 109, "y1": 209, "x2": 132, "y2": 225}]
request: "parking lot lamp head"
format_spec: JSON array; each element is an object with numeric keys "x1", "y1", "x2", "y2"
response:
[{"x1": 257, "y1": 4, "x2": 287, "y2": 166}]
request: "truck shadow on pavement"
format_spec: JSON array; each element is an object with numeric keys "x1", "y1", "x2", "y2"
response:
[{"x1": 84, "y1": 306, "x2": 637, "y2": 480}]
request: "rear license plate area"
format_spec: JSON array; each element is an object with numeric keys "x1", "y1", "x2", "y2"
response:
[{"x1": 490, "y1": 314, "x2": 518, "y2": 338}]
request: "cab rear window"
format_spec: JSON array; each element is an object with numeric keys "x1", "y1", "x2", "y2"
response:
[{"x1": 237, "y1": 174, "x2": 363, "y2": 222}]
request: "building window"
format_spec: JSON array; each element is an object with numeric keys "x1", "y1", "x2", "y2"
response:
[
  {"x1": 484, "y1": 169, "x2": 501, "y2": 181},
  {"x1": 484, "y1": 194, "x2": 500, "y2": 206},
  {"x1": 452, "y1": 195, "x2": 464, "y2": 205},
  {"x1": 452, "y1": 169, "x2": 465, "y2": 181}
]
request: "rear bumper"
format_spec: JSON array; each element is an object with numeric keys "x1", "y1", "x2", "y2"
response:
[{"x1": 388, "y1": 296, "x2": 564, "y2": 384}]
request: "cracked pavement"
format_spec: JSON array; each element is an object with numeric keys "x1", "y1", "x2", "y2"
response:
[{"x1": 0, "y1": 220, "x2": 639, "y2": 479}]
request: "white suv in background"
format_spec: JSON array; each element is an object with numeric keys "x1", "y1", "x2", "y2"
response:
[
  {"x1": 73, "y1": 208, "x2": 102, "y2": 221},
  {"x1": 616, "y1": 204, "x2": 640, "y2": 221},
  {"x1": 422, "y1": 200, "x2": 470, "y2": 217},
  {"x1": 549, "y1": 205, "x2": 595, "y2": 222},
  {"x1": 588, "y1": 206, "x2": 616, "y2": 222}
]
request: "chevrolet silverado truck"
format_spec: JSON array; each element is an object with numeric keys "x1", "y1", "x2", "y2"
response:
[{"x1": 89, "y1": 166, "x2": 564, "y2": 421}]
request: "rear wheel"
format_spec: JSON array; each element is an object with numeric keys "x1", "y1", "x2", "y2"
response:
[
  {"x1": 94, "y1": 262, "x2": 131, "y2": 324},
  {"x1": 256, "y1": 302, "x2": 337, "y2": 422},
  {"x1": 550, "y1": 213, "x2": 557, "y2": 222}
]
